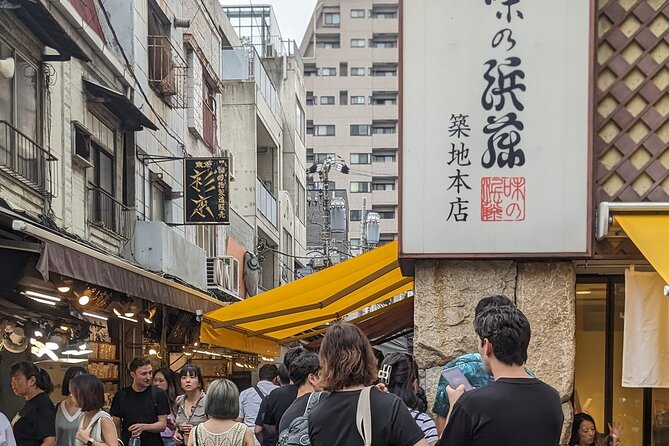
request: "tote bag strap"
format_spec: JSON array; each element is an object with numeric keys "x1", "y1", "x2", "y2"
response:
[{"x1": 355, "y1": 387, "x2": 372, "y2": 446}]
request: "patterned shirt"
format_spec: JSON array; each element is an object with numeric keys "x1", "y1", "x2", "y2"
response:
[
  {"x1": 409, "y1": 410, "x2": 438, "y2": 444},
  {"x1": 432, "y1": 352, "x2": 494, "y2": 416}
]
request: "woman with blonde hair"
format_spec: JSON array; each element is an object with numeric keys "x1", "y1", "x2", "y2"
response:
[
  {"x1": 187, "y1": 379, "x2": 253, "y2": 446},
  {"x1": 307, "y1": 323, "x2": 428, "y2": 446}
]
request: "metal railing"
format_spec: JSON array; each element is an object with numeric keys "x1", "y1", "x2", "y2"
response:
[
  {"x1": 222, "y1": 46, "x2": 282, "y2": 120},
  {"x1": 256, "y1": 177, "x2": 277, "y2": 227},
  {"x1": 203, "y1": 101, "x2": 217, "y2": 151},
  {"x1": 88, "y1": 186, "x2": 131, "y2": 239},
  {"x1": 148, "y1": 34, "x2": 188, "y2": 108},
  {"x1": 0, "y1": 120, "x2": 57, "y2": 198}
]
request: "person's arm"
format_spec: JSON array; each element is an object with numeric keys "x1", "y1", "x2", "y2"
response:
[
  {"x1": 439, "y1": 397, "x2": 472, "y2": 446},
  {"x1": 112, "y1": 417, "x2": 121, "y2": 435},
  {"x1": 243, "y1": 428, "x2": 255, "y2": 446},
  {"x1": 412, "y1": 440, "x2": 429, "y2": 446},
  {"x1": 128, "y1": 415, "x2": 167, "y2": 436},
  {"x1": 436, "y1": 416, "x2": 447, "y2": 437},
  {"x1": 39, "y1": 437, "x2": 56, "y2": 446},
  {"x1": 77, "y1": 417, "x2": 119, "y2": 446},
  {"x1": 254, "y1": 425, "x2": 263, "y2": 444},
  {"x1": 236, "y1": 392, "x2": 245, "y2": 423},
  {"x1": 186, "y1": 427, "x2": 194, "y2": 446}
]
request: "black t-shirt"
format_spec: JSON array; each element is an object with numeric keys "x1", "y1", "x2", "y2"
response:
[
  {"x1": 307, "y1": 388, "x2": 425, "y2": 446},
  {"x1": 110, "y1": 386, "x2": 171, "y2": 446},
  {"x1": 439, "y1": 378, "x2": 563, "y2": 446},
  {"x1": 278, "y1": 392, "x2": 330, "y2": 433},
  {"x1": 262, "y1": 385, "x2": 298, "y2": 428},
  {"x1": 255, "y1": 398, "x2": 276, "y2": 446},
  {"x1": 12, "y1": 392, "x2": 56, "y2": 446}
]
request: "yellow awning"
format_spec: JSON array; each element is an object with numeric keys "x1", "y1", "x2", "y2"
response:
[
  {"x1": 615, "y1": 214, "x2": 669, "y2": 284},
  {"x1": 203, "y1": 241, "x2": 413, "y2": 344}
]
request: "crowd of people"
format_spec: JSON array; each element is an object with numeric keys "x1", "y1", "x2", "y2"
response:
[{"x1": 0, "y1": 295, "x2": 623, "y2": 446}]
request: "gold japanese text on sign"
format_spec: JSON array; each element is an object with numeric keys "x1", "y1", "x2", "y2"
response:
[{"x1": 184, "y1": 158, "x2": 230, "y2": 225}]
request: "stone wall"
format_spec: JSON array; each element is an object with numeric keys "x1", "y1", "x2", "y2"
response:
[{"x1": 414, "y1": 260, "x2": 575, "y2": 444}]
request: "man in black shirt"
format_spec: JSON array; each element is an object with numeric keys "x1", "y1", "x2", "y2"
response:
[
  {"x1": 439, "y1": 299, "x2": 563, "y2": 446},
  {"x1": 110, "y1": 357, "x2": 170, "y2": 446},
  {"x1": 278, "y1": 351, "x2": 323, "y2": 432},
  {"x1": 255, "y1": 348, "x2": 305, "y2": 446}
]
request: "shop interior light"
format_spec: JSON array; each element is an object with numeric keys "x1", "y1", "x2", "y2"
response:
[
  {"x1": 117, "y1": 315, "x2": 138, "y2": 323},
  {"x1": 124, "y1": 311, "x2": 135, "y2": 318},
  {"x1": 56, "y1": 279, "x2": 73, "y2": 293},
  {"x1": 82, "y1": 311, "x2": 108, "y2": 321},
  {"x1": 235, "y1": 362, "x2": 243, "y2": 368},
  {"x1": 45, "y1": 342, "x2": 59, "y2": 350},
  {"x1": 78, "y1": 293, "x2": 90, "y2": 306},
  {"x1": 575, "y1": 290, "x2": 592, "y2": 295},
  {"x1": 59, "y1": 326, "x2": 69, "y2": 331},
  {"x1": 28, "y1": 296, "x2": 56, "y2": 306},
  {"x1": 143, "y1": 308, "x2": 157, "y2": 324},
  {"x1": 34, "y1": 330, "x2": 43, "y2": 338},
  {"x1": 79, "y1": 343, "x2": 88, "y2": 350},
  {"x1": 57, "y1": 286, "x2": 71, "y2": 293},
  {"x1": 24, "y1": 290, "x2": 61, "y2": 302},
  {"x1": 148, "y1": 348, "x2": 157, "y2": 355},
  {"x1": 113, "y1": 308, "x2": 122, "y2": 317}
]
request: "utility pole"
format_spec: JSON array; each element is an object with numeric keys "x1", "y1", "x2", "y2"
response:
[{"x1": 361, "y1": 197, "x2": 368, "y2": 252}]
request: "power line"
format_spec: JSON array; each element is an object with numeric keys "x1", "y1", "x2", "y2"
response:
[{"x1": 97, "y1": 0, "x2": 186, "y2": 153}]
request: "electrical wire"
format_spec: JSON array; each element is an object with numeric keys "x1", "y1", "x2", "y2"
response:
[{"x1": 97, "y1": 0, "x2": 186, "y2": 153}]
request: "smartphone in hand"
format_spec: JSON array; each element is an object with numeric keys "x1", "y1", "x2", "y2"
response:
[{"x1": 441, "y1": 366, "x2": 474, "y2": 391}]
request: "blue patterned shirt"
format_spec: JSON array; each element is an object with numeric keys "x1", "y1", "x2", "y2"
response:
[{"x1": 432, "y1": 352, "x2": 493, "y2": 416}]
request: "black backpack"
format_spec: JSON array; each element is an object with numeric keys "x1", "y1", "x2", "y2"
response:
[{"x1": 276, "y1": 392, "x2": 324, "y2": 446}]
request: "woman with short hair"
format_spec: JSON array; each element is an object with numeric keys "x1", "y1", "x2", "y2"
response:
[
  {"x1": 10, "y1": 361, "x2": 56, "y2": 446},
  {"x1": 187, "y1": 379, "x2": 253, "y2": 446},
  {"x1": 56, "y1": 367, "x2": 88, "y2": 446},
  {"x1": 70, "y1": 374, "x2": 118, "y2": 446},
  {"x1": 174, "y1": 365, "x2": 207, "y2": 445},
  {"x1": 307, "y1": 323, "x2": 428, "y2": 446}
]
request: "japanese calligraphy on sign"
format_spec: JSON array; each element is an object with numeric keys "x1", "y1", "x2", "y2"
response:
[
  {"x1": 184, "y1": 157, "x2": 230, "y2": 225},
  {"x1": 401, "y1": 0, "x2": 591, "y2": 256}
]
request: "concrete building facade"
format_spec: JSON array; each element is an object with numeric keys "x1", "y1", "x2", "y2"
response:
[{"x1": 300, "y1": 0, "x2": 399, "y2": 254}]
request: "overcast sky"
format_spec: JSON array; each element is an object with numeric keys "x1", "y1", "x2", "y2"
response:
[{"x1": 218, "y1": 0, "x2": 318, "y2": 45}]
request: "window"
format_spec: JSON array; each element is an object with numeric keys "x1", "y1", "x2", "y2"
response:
[
  {"x1": 371, "y1": 38, "x2": 398, "y2": 48},
  {"x1": 351, "y1": 9, "x2": 365, "y2": 18},
  {"x1": 306, "y1": 148, "x2": 314, "y2": 164},
  {"x1": 195, "y1": 225, "x2": 215, "y2": 257},
  {"x1": 372, "y1": 181, "x2": 395, "y2": 191},
  {"x1": 370, "y1": 64, "x2": 398, "y2": 77},
  {"x1": 375, "y1": 209, "x2": 396, "y2": 219},
  {"x1": 305, "y1": 65, "x2": 318, "y2": 77},
  {"x1": 350, "y1": 182, "x2": 371, "y2": 193},
  {"x1": 340, "y1": 90, "x2": 348, "y2": 105},
  {"x1": 202, "y1": 78, "x2": 217, "y2": 149},
  {"x1": 372, "y1": 121, "x2": 397, "y2": 134},
  {"x1": 372, "y1": 153, "x2": 397, "y2": 163},
  {"x1": 351, "y1": 96, "x2": 366, "y2": 105},
  {"x1": 321, "y1": 41, "x2": 341, "y2": 49},
  {"x1": 150, "y1": 181, "x2": 166, "y2": 222},
  {"x1": 350, "y1": 125, "x2": 371, "y2": 136},
  {"x1": 314, "y1": 125, "x2": 335, "y2": 136},
  {"x1": 351, "y1": 39, "x2": 365, "y2": 48},
  {"x1": 351, "y1": 67, "x2": 365, "y2": 76},
  {"x1": 296, "y1": 101, "x2": 305, "y2": 141},
  {"x1": 314, "y1": 153, "x2": 334, "y2": 164},
  {"x1": 321, "y1": 67, "x2": 336, "y2": 76},
  {"x1": 371, "y1": 6, "x2": 398, "y2": 19},
  {"x1": 323, "y1": 12, "x2": 340, "y2": 25},
  {"x1": 340, "y1": 62, "x2": 348, "y2": 77},
  {"x1": 306, "y1": 120, "x2": 314, "y2": 135},
  {"x1": 320, "y1": 96, "x2": 335, "y2": 105},
  {"x1": 351, "y1": 153, "x2": 371, "y2": 164},
  {"x1": 296, "y1": 181, "x2": 305, "y2": 223},
  {"x1": 350, "y1": 210, "x2": 362, "y2": 221},
  {"x1": 371, "y1": 92, "x2": 398, "y2": 105},
  {"x1": 87, "y1": 111, "x2": 117, "y2": 232},
  {"x1": 147, "y1": 3, "x2": 176, "y2": 99},
  {"x1": 306, "y1": 92, "x2": 316, "y2": 106}
]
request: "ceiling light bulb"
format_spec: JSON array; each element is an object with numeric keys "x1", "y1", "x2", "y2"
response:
[
  {"x1": 144, "y1": 317, "x2": 153, "y2": 324},
  {"x1": 78, "y1": 295, "x2": 90, "y2": 306},
  {"x1": 60, "y1": 326, "x2": 69, "y2": 331},
  {"x1": 58, "y1": 286, "x2": 71, "y2": 293},
  {"x1": 149, "y1": 348, "x2": 157, "y2": 355},
  {"x1": 79, "y1": 343, "x2": 87, "y2": 350},
  {"x1": 45, "y1": 342, "x2": 59, "y2": 350},
  {"x1": 34, "y1": 330, "x2": 43, "y2": 338},
  {"x1": 113, "y1": 308, "x2": 122, "y2": 317},
  {"x1": 124, "y1": 312, "x2": 135, "y2": 318}
]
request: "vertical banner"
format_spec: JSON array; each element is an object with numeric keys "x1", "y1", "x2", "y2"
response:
[
  {"x1": 184, "y1": 157, "x2": 230, "y2": 225},
  {"x1": 401, "y1": 0, "x2": 592, "y2": 256}
]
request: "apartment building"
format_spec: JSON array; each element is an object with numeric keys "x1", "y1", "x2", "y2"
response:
[{"x1": 300, "y1": 0, "x2": 399, "y2": 254}]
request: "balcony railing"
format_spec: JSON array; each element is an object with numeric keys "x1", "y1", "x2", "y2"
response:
[
  {"x1": 148, "y1": 34, "x2": 188, "y2": 108},
  {"x1": 0, "y1": 120, "x2": 57, "y2": 198},
  {"x1": 203, "y1": 101, "x2": 217, "y2": 151},
  {"x1": 256, "y1": 177, "x2": 277, "y2": 227},
  {"x1": 88, "y1": 186, "x2": 131, "y2": 239}
]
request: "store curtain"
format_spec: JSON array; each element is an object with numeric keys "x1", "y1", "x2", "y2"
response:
[{"x1": 622, "y1": 269, "x2": 669, "y2": 388}]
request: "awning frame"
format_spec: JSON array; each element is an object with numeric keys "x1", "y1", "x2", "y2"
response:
[
  {"x1": 596, "y1": 201, "x2": 669, "y2": 240},
  {"x1": 83, "y1": 80, "x2": 159, "y2": 131}
]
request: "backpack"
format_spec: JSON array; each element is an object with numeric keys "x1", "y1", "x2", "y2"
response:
[{"x1": 276, "y1": 392, "x2": 323, "y2": 446}]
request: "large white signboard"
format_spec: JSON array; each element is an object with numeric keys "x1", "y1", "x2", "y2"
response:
[{"x1": 401, "y1": 0, "x2": 592, "y2": 257}]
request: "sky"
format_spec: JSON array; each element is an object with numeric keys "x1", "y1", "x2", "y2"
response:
[{"x1": 218, "y1": 0, "x2": 318, "y2": 45}]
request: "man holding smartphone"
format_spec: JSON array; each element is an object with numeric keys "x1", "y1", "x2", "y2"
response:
[{"x1": 438, "y1": 300, "x2": 563, "y2": 446}]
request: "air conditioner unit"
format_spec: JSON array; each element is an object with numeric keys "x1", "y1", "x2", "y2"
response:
[{"x1": 206, "y1": 256, "x2": 239, "y2": 295}]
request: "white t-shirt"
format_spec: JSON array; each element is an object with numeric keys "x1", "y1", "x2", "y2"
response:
[{"x1": 0, "y1": 412, "x2": 17, "y2": 446}]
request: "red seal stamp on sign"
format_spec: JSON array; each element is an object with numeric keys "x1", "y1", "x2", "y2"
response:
[{"x1": 480, "y1": 177, "x2": 526, "y2": 222}]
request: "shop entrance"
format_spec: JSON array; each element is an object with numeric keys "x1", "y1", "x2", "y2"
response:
[{"x1": 575, "y1": 277, "x2": 669, "y2": 445}]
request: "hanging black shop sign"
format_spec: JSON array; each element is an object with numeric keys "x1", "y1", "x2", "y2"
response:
[{"x1": 184, "y1": 157, "x2": 230, "y2": 225}]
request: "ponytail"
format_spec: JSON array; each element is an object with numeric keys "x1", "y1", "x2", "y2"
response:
[
  {"x1": 380, "y1": 353, "x2": 417, "y2": 410},
  {"x1": 10, "y1": 361, "x2": 54, "y2": 394}
]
